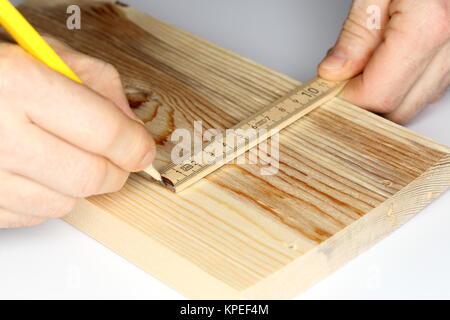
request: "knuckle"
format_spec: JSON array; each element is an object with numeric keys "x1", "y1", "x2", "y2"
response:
[
  {"x1": 433, "y1": 1, "x2": 450, "y2": 32},
  {"x1": 347, "y1": 81, "x2": 401, "y2": 114},
  {"x1": 72, "y1": 157, "x2": 107, "y2": 197},
  {"x1": 0, "y1": 45, "x2": 42, "y2": 95},
  {"x1": 102, "y1": 63, "x2": 121, "y2": 80},
  {"x1": 74, "y1": 54, "x2": 121, "y2": 84},
  {"x1": 0, "y1": 43, "x2": 19, "y2": 60},
  {"x1": 371, "y1": 96, "x2": 400, "y2": 114},
  {"x1": 341, "y1": 19, "x2": 371, "y2": 47},
  {"x1": 90, "y1": 58, "x2": 122, "y2": 83}
]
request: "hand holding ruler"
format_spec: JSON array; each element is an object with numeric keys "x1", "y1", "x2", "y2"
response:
[{"x1": 146, "y1": 77, "x2": 347, "y2": 192}]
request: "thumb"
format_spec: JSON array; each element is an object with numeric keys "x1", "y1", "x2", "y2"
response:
[{"x1": 318, "y1": 0, "x2": 390, "y2": 80}]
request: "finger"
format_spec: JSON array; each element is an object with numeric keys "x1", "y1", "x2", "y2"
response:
[
  {"x1": 4, "y1": 52, "x2": 156, "y2": 172},
  {"x1": 318, "y1": 0, "x2": 391, "y2": 80},
  {"x1": 0, "y1": 208, "x2": 45, "y2": 229},
  {"x1": 0, "y1": 124, "x2": 129, "y2": 198},
  {"x1": 0, "y1": 170, "x2": 78, "y2": 218},
  {"x1": 43, "y1": 36, "x2": 136, "y2": 120},
  {"x1": 341, "y1": 1, "x2": 449, "y2": 113},
  {"x1": 384, "y1": 42, "x2": 450, "y2": 124}
]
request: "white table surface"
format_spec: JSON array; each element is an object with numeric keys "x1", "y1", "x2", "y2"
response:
[{"x1": 2, "y1": 0, "x2": 449, "y2": 300}]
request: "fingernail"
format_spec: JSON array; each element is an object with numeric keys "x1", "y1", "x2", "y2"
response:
[
  {"x1": 320, "y1": 49, "x2": 347, "y2": 70},
  {"x1": 138, "y1": 150, "x2": 155, "y2": 171}
]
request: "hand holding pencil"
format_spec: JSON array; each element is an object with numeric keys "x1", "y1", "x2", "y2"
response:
[{"x1": 0, "y1": 0, "x2": 157, "y2": 228}]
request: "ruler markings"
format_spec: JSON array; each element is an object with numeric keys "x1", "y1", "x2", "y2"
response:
[{"x1": 158, "y1": 77, "x2": 347, "y2": 192}]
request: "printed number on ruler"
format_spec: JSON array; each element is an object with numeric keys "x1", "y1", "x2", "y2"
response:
[{"x1": 161, "y1": 77, "x2": 347, "y2": 192}]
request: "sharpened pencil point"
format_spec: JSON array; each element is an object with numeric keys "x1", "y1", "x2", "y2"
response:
[{"x1": 143, "y1": 164, "x2": 162, "y2": 182}]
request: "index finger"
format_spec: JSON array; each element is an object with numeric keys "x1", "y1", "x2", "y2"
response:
[{"x1": 10, "y1": 49, "x2": 155, "y2": 172}]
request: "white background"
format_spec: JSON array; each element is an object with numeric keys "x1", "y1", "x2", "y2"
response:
[{"x1": 2, "y1": 0, "x2": 449, "y2": 299}]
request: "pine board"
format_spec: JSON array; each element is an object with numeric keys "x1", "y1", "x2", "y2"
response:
[{"x1": 18, "y1": 0, "x2": 450, "y2": 299}]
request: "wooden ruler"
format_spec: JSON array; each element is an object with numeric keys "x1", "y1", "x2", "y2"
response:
[{"x1": 155, "y1": 77, "x2": 346, "y2": 192}]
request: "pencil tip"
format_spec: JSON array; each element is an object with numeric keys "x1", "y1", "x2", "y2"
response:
[{"x1": 142, "y1": 164, "x2": 163, "y2": 182}]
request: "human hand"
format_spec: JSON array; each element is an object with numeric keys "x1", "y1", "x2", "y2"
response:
[
  {"x1": 318, "y1": 0, "x2": 449, "y2": 124},
  {"x1": 0, "y1": 40, "x2": 155, "y2": 228}
]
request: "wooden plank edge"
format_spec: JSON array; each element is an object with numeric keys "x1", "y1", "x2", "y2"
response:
[
  {"x1": 63, "y1": 153, "x2": 449, "y2": 299},
  {"x1": 240, "y1": 153, "x2": 450, "y2": 299},
  {"x1": 64, "y1": 200, "x2": 242, "y2": 299}
]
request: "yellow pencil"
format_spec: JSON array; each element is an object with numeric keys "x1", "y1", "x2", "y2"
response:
[
  {"x1": 0, "y1": 0, "x2": 162, "y2": 182},
  {"x1": 0, "y1": 0, "x2": 81, "y2": 82}
]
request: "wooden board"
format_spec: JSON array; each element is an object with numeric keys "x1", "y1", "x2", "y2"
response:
[{"x1": 17, "y1": 0, "x2": 450, "y2": 299}]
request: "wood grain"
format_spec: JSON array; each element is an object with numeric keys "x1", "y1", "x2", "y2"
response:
[{"x1": 17, "y1": 0, "x2": 450, "y2": 299}]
